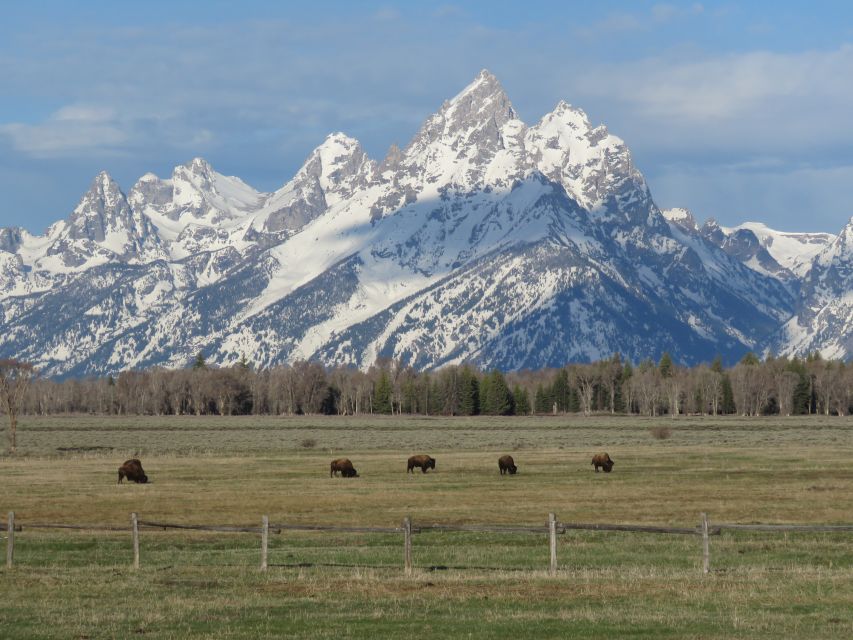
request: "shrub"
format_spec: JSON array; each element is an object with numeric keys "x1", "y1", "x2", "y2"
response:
[{"x1": 649, "y1": 426, "x2": 672, "y2": 440}]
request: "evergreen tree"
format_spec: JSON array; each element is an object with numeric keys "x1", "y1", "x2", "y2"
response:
[
  {"x1": 373, "y1": 370, "x2": 392, "y2": 414},
  {"x1": 320, "y1": 386, "x2": 339, "y2": 415},
  {"x1": 457, "y1": 366, "x2": 480, "y2": 415},
  {"x1": 402, "y1": 378, "x2": 418, "y2": 414},
  {"x1": 659, "y1": 352, "x2": 673, "y2": 378},
  {"x1": 721, "y1": 373, "x2": 736, "y2": 414},
  {"x1": 513, "y1": 384, "x2": 531, "y2": 415},
  {"x1": 192, "y1": 353, "x2": 207, "y2": 370},
  {"x1": 711, "y1": 355, "x2": 723, "y2": 374},
  {"x1": 740, "y1": 351, "x2": 760, "y2": 366},
  {"x1": 568, "y1": 386, "x2": 581, "y2": 413},
  {"x1": 551, "y1": 369, "x2": 571, "y2": 412},
  {"x1": 534, "y1": 384, "x2": 550, "y2": 413},
  {"x1": 787, "y1": 357, "x2": 811, "y2": 415},
  {"x1": 482, "y1": 370, "x2": 514, "y2": 415},
  {"x1": 428, "y1": 378, "x2": 444, "y2": 415}
]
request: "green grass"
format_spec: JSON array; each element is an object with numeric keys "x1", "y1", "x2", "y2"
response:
[{"x1": 1, "y1": 414, "x2": 852, "y2": 638}]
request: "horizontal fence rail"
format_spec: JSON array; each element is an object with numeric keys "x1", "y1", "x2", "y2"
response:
[
  {"x1": 414, "y1": 524, "x2": 548, "y2": 534},
  {"x1": 138, "y1": 521, "x2": 263, "y2": 534},
  {"x1": 716, "y1": 523, "x2": 853, "y2": 532},
  {"x1": 3, "y1": 511, "x2": 852, "y2": 576},
  {"x1": 558, "y1": 522, "x2": 710, "y2": 535},
  {"x1": 269, "y1": 523, "x2": 402, "y2": 534}
]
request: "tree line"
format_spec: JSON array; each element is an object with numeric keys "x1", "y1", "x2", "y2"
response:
[{"x1": 10, "y1": 351, "x2": 853, "y2": 420}]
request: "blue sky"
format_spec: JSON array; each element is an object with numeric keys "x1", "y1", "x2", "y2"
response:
[{"x1": 2, "y1": 0, "x2": 853, "y2": 233}]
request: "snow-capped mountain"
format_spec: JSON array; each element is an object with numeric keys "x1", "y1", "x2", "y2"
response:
[
  {"x1": 666, "y1": 209, "x2": 835, "y2": 282},
  {"x1": 0, "y1": 70, "x2": 848, "y2": 376},
  {"x1": 770, "y1": 216, "x2": 853, "y2": 359}
]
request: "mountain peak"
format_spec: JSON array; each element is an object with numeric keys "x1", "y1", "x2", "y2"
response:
[
  {"x1": 182, "y1": 157, "x2": 214, "y2": 176},
  {"x1": 662, "y1": 207, "x2": 699, "y2": 232},
  {"x1": 542, "y1": 100, "x2": 593, "y2": 133},
  {"x1": 445, "y1": 69, "x2": 515, "y2": 123},
  {"x1": 91, "y1": 170, "x2": 120, "y2": 192},
  {"x1": 455, "y1": 69, "x2": 502, "y2": 96},
  {"x1": 323, "y1": 131, "x2": 359, "y2": 146}
]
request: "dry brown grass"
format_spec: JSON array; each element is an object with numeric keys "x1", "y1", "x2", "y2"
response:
[{"x1": 1, "y1": 414, "x2": 852, "y2": 638}]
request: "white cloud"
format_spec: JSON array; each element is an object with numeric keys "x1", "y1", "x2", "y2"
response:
[
  {"x1": 0, "y1": 105, "x2": 128, "y2": 157},
  {"x1": 578, "y1": 45, "x2": 853, "y2": 124}
]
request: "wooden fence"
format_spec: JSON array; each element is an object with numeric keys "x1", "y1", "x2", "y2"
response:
[{"x1": 3, "y1": 510, "x2": 852, "y2": 575}]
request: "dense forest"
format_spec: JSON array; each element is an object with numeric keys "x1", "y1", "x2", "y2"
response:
[{"x1": 14, "y1": 352, "x2": 853, "y2": 417}]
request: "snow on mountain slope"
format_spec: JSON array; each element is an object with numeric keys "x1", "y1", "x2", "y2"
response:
[
  {"x1": 249, "y1": 133, "x2": 376, "y2": 240},
  {"x1": 0, "y1": 69, "x2": 846, "y2": 376},
  {"x1": 129, "y1": 159, "x2": 263, "y2": 260},
  {"x1": 724, "y1": 221, "x2": 834, "y2": 277},
  {"x1": 527, "y1": 101, "x2": 655, "y2": 226},
  {"x1": 0, "y1": 173, "x2": 164, "y2": 302},
  {"x1": 771, "y1": 216, "x2": 853, "y2": 359}
]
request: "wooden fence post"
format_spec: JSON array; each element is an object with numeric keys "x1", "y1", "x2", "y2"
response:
[
  {"x1": 701, "y1": 512, "x2": 710, "y2": 575},
  {"x1": 6, "y1": 512, "x2": 14, "y2": 569},
  {"x1": 548, "y1": 512, "x2": 558, "y2": 576},
  {"x1": 131, "y1": 512, "x2": 140, "y2": 570},
  {"x1": 260, "y1": 515, "x2": 269, "y2": 572},
  {"x1": 403, "y1": 516, "x2": 413, "y2": 576}
]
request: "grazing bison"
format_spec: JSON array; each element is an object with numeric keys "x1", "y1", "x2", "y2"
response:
[
  {"x1": 498, "y1": 455, "x2": 518, "y2": 475},
  {"x1": 118, "y1": 459, "x2": 148, "y2": 484},
  {"x1": 330, "y1": 458, "x2": 359, "y2": 478},
  {"x1": 407, "y1": 454, "x2": 436, "y2": 474},
  {"x1": 591, "y1": 453, "x2": 614, "y2": 473}
]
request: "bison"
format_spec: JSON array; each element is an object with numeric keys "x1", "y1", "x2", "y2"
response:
[
  {"x1": 118, "y1": 459, "x2": 148, "y2": 484},
  {"x1": 330, "y1": 458, "x2": 359, "y2": 478},
  {"x1": 407, "y1": 454, "x2": 436, "y2": 474},
  {"x1": 591, "y1": 453, "x2": 614, "y2": 473},
  {"x1": 498, "y1": 454, "x2": 518, "y2": 475}
]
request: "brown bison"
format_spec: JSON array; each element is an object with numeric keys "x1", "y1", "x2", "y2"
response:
[
  {"x1": 591, "y1": 453, "x2": 614, "y2": 473},
  {"x1": 118, "y1": 459, "x2": 148, "y2": 484},
  {"x1": 498, "y1": 455, "x2": 518, "y2": 475},
  {"x1": 330, "y1": 458, "x2": 359, "y2": 478},
  {"x1": 407, "y1": 454, "x2": 436, "y2": 474}
]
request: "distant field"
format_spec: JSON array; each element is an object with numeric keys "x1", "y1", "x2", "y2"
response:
[{"x1": 1, "y1": 414, "x2": 852, "y2": 638}]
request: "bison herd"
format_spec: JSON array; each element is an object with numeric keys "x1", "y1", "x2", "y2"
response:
[{"x1": 118, "y1": 452, "x2": 615, "y2": 484}]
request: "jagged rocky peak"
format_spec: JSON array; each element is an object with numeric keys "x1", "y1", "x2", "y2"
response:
[
  {"x1": 527, "y1": 99, "x2": 654, "y2": 225},
  {"x1": 700, "y1": 217, "x2": 726, "y2": 244},
  {"x1": 814, "y1": 215, "x2": 853, "y2": 269},
  {"x1": 547, "y1": 100, "x2": 594, "y2": 131},
  {"x1": 402, "y1": 70, "x2": 519, "y2": 170},
  {"x1": 792, "y1": 217, "x2": 853, "y2": 305},
  {"x1": 137, "y1": 157, "x2": 264, "y2": 223},
  {"x1": 172, "y1": 157, "x2": 217, "y2": 195},
  {"x1": 295, "y1": 132, "x2": 376, "y2": 206},
  {"x1": 442, "y1": 69, "x2": 517, "y2": 130},
  {"x1": 66, "y1": 171, "x2": 133, "y2": 242},
  {"x1": 662, "y1": 207, "x2": 699, "y2": 233},
  {"x1": 129, "y1": 172, "x2": 173, "y2": 210},
  {"x1": 256, "y1": 133, "x2": 376, "y2": 236}
]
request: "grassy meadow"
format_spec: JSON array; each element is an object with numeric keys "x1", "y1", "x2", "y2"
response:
[{"x1": 1, "y1": 414, "x2": 852, "y2": 638}]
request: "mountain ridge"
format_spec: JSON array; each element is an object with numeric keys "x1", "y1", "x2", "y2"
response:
[{"x1": 1, "y1": 70, "x2": 850, "y2": 377}]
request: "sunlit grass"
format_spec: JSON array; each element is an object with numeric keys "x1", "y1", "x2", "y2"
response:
[{"x1": 1, "y1": 414, "x2": 851, "y2": 638}]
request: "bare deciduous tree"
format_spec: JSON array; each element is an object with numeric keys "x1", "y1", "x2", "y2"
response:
[{"x1": 0, "y1": 359, "x2": 36, "y2": 455}]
